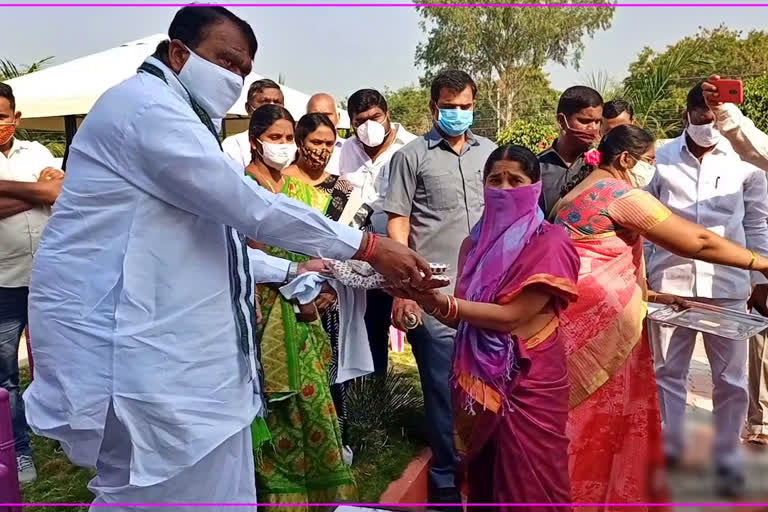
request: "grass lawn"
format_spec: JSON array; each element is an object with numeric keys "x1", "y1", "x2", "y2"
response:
[{"x1": 17, "y1": 346, "x2": 426, "y2": 508}]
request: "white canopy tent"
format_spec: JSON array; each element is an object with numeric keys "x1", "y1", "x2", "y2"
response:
[{"x1": 6, "y1": 34, "x2": 349, "y2": 143}]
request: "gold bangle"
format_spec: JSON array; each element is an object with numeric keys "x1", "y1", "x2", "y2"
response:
[{"x1": 749, "y1": 250, "x2": 758, "y2": 270}]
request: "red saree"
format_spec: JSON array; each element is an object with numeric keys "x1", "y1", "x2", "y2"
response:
[{"x1": 554, "y1": 178, "x2": 671, "y2": 511}]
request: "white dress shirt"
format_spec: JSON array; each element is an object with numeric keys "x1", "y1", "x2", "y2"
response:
[
  {"x1": 339, "y1": 123, "x2": 416, "y2": 233},
  {"x1": 23, "y1": 57, "x2": 362, "y2": 487},
  {"x1": 222, "y1": 130, "x2": 251, "y2": 170},
  {"x1": 0, "y1": 138, "x2": 56, "y2": 287},
  {"x1": 324, "y1": 139, "x2": 343, "y2": 176},
  {"x1": 646, "y1": 134, "x2": 768, "y2": 299}
]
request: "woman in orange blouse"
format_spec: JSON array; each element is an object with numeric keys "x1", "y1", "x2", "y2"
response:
[{"x1": 551, "y1": 124, "x2": 768, "y2": 510}]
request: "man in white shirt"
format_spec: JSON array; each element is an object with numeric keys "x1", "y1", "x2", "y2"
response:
[
  {"x1": 703, "y1": 74, "x2": 768, "y2": 448},
  {"x1": 646, "y1": 83, "x2": 768, "y2": 497},
  {"x1": 221, "y1": 78, "x2": 284, "y2": 168},
  {"x1": 22, "y1": 7, "x2": 431, "y2": 510},
  {"x1": 307, "y1": 92, "x2": 343, "y2": 176},
  {"x1": 0, "y1": 82, "x2": 64, "y2": 484},
  {"x1": 339, "y1": 88, "x2": 416, "y2": 376}
]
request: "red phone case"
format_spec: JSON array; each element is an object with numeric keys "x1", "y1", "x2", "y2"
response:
[{"x1": 712, "y1": 79, "x2": 744, "y2": 104}]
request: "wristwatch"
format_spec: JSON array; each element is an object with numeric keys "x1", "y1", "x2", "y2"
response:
[{"x1": 284, "y1": 261, "x2": 300, "y2": 284}]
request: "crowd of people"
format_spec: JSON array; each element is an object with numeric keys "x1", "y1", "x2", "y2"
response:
[{"x1": 2, "y1": 5, "x2": 768, "y2": 512}]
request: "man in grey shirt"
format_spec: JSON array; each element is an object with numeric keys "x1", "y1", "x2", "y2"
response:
[{"x1": 385, "y1": 69, "x2": 496, "y2": 505}]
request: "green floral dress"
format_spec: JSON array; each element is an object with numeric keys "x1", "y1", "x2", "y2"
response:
[{"x1": 252, "y1": 176, "x2": 357, "y2": 510}]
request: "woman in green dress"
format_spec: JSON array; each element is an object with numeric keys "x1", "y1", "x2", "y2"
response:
[{"x1": 245, "y1": 104, "x2": 357, "y2": 509}]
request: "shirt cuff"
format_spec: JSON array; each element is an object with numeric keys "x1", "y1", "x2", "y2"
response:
[
  {"x1": 327, "y1": 226, "x2": 364, "y2": 261},
  {"x1": 247, "y1": 247, "x2": 291, "y2": 284}
]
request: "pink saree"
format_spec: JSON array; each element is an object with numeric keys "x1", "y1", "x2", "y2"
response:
[{"x1": 453, "y1": 182, "x2": 581, "y2": 511}]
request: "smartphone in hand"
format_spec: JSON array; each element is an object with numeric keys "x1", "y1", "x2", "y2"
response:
[{"x1": 711, "y1": 78, "x2": 744, "y2": 104}]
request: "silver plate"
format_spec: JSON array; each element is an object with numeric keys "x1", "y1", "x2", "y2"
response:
[{"x1": 647, "y1": 301, "x2": 768, "y2": 340}]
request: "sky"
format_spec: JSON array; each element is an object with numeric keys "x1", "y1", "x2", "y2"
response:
[{"x1": 3, "y1": 0, "x2": 768, "y2": 101}]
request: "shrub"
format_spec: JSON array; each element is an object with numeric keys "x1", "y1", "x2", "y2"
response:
[
  {"x1": 344, "y1": 369, "x2": 424, "y2": 454},
  {"x1": 743, "y1": 74, "x2": 768, "y2": 133},
  {"x1": 496, "y1": 119, "x2": 558, "y2": 153}
]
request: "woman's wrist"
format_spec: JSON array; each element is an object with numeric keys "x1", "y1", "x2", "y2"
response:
[
  {"x1": 423, "y1": 293, "x2": 447, "y2": 315},
  {"x1": 753, "y1": 252, "x2": 768, "y2": 272}
]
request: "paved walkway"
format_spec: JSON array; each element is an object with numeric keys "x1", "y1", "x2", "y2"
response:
[{"x1": 669, "y1": 338, "x2": 768, "y2": 509}]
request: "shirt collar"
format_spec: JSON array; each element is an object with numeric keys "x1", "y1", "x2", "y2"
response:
[
  {"x1": 426, "y1": 125, "x2": 479, "y2": 150},
  {"x1": 677, "y1": 132, "x2": 728, "y2": 159},
  {"x1": 3, "y1": 137, "x2": 27, "y2": 159},
  {"x1": 539, "y1": 140, "x2": 584, "y2": 168},
  {"x1": 390, "y1": 123, "x2": 411, "y2": 145}
]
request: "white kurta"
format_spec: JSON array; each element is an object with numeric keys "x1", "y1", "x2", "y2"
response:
[{"x1": 23, "y1": 59, "x2": 362, "y2": 489}]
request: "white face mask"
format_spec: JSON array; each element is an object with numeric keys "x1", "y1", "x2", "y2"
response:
[
  {"x1": 629, "y1": 159, "x2": 655, "y2": 189},
  {"x1": 259, "y1": 141, "x2": 296, "y2": 171},
  {"x1": 686, "y1": 113, "x2": 721, "y2": 148},
  {"x1": 177, "y1": 46, "x2": 244, "y2": 121},
  {"x1": 356, "y1": 120, "x2": 388, "y2": 148}
]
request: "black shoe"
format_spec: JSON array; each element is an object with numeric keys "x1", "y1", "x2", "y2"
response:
[
  {"x1": 716, "y1": 466, "x2": 746, "y2": 499},
  {"x1": 427, "y1": 487, "x2": 462, "y2": 511}
]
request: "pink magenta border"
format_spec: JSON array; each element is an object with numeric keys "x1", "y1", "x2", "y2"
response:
[
  {"x1": 1, "y1": 0, "x2": 767, "y2": 507},
  {"x1": 2, "y1": 2, "x2": 768, "y2": 7},
  {"x1": 3, "y1": 503, "x2": 768, "y2": 507}
]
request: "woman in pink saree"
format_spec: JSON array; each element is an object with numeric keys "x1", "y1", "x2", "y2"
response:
[
  {"x1": 551, "y1": 125, "x2": 768, "y2": 510},
  {"x1": 393, "y1": 144, "x2": 580, "y2": 511}
]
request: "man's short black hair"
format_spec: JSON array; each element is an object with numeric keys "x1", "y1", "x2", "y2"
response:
[
  {"x1": 347, "y1": 89, "x2": 388, "y2": 117},
  {"x1": 248, "y1": 79, "x2": 281, "y2": 102},
  {"x1": 156, "y1": 6, "x2": 258, "y2": 60},
  {"x1": 557, "y1": 86, "x2": 604, "y2": 116},
  {"x1": 0, "y1": 82, "x2": 14, "y2": 111},
  {"x1": 687, "y1": 82, "x2": 708, "y2": 112},
  {"x1": 603, "y1": 98, "x2": 634, "y2": 120},
  {"x1": 430, "y1": 69, "x2": 477, "y2": 103}
]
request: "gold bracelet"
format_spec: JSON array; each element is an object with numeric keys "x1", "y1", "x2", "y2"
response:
[{"x1": 749, "y1": 250, "x2": 758, "y2": 270}]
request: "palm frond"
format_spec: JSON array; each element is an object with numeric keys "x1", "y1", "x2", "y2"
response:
[
  {"x1": 583, "y1": 70, "x2": 621, "y2": 99},
  {"x1": 345, "y1": 369, "x2": 424, "y2": 453},
  {"x1": 622, "y1": 43, "x2": 709, "y2": 137},
  {"x1": 0, "y1": 57, "x2": 53, "y2": 81}
]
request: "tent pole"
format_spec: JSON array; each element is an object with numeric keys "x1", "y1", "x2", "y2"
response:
[{"x1": 61, "y1": 115, "x2": 78, "y2": 171}]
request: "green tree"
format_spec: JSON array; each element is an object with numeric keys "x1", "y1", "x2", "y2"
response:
[
  {"x1": 743, "y1": 74, "x2": 768, "y2": 133},
  {"x1": 385, "y1": 85, "x2": 432, "y2": 135},
  {"x1": 620, "y1": 26, "x2": 768, "y2": 137},
  {"x1": 0, "y1": 57, "x2": 53, "y2": 80},
  {"x1": 414, "y1": 1, "x2": 614, "y2": 131},
  {"x1": 496, "y1": 119, "x2": 558, "y2": 152}
]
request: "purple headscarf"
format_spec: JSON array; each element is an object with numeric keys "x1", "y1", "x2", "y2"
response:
[{"x1": 453, "y1": 181, "x2": 544, "y2": 412}]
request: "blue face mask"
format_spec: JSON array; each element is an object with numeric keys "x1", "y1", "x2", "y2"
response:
[{"x1": 437, "y1": 108, "x2": 474, "y2": 136}]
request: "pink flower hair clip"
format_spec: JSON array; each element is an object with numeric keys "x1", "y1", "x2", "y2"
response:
[{"x1": 584, "y1": 149, "x2": 602, "y2": 166}]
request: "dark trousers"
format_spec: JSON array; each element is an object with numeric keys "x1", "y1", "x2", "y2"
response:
[
  {"x1": 364, "y1": 289, "x2": 393, "y2": 376},
  {"x1": 0, "y1": 287, "x2": 32, "y2": 457},
  {"x1": 407, "y1": 314, "x2": 458, "y2": 490}
]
